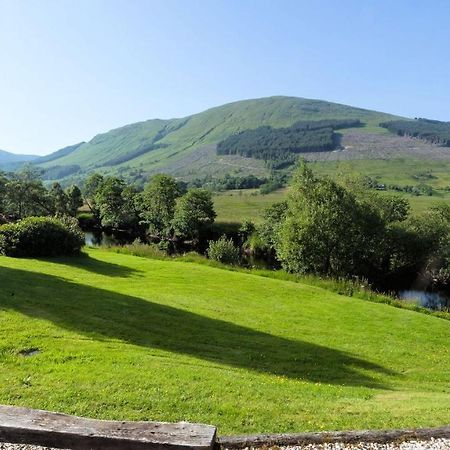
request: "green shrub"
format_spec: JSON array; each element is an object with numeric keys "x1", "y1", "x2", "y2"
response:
[
  {"x1": 207, "y1": 236, "x2": 240, "y2": 265},
  {"x1": 0, "y1": 216, "x2": 84, "y2": 257}
]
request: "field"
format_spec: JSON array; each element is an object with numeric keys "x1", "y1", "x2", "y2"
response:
[
  {"x1": 214, "y1": 188, "x2": 288, "y2": 223},
  {"x1": 214, "y1": 157, "x2": 450, "y2": 223},
  {"x1": 0, "y1": 248, "x2": 449, "y2": 434}
]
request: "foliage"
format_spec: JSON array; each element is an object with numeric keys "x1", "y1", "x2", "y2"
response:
[
  {"x1": 238, "y1": 219, "x2": 256, "y2": 244},
  {"x1": 1, "y1": 168, "x2": 53, "y2": 219},
  {"x1": 0, "y1": 216, "x2": 84, "y2": 257},
  {"x1": 0, "y1": 169, "x2": 84, "y2": 221},
  {"x1": 139, "y1": 174, "x2": 181, "y2": 239},
  {"x1": 42, "y1": 164, "x2": 81, "y2": 180},
  {"x1": 50, "y1": 182, "x2": 69, "y2": 215},
  {"x1": 83, "y1": 173, "x2": 104, "y2": 219},
  {"x1": 207, "y1": 236, "x2": 240, "y2": 264},
  {"x1": 265, "y1": 163, "x2": 450, "y2": 292},
  {"x1": 189, "y1": 174, "x2": 267, "y2": 191},
  {"x1": 94, "y1": 177, "x2": 140, "y2": 229},
  {"x1": 259, "y1": 176, "x2": 285, "y2": 194},
  {"x1": 276, "y1": 164, "x2": 386, "y2": 277},
  {"x1": 217, "y1": 119, "x2": 361, "y2": 168},
  {"x1": 389, "y1": 183, "x2": 434, "y2": 196},
  {"x1": 173, "y1": 189, "x2": 216, "y2": 240},
  {"x1": 388, "y1": 206, "x2": 450, "y2": 277},
  {"x1": 381, "y1": 118, "x2": 450, "y2": 146},
  {"x1": 66, "y1": 185, "x2": 84, "y2": 216},
  {"x1": 256, "y1": 201, "x2": 288, "y2": 253}
]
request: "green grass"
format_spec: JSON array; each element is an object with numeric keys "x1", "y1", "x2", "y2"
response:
[
  {"x1": 0, "y1": 248, "x2": 449, "y2": 434},
  {"x1": 213, "y1": 158, "x2": 450, "y2": 223},
  {"x1": 311, "y1": 158, "x2": 450, "y2": 189},
  {"x1": 214, "y1": 188, "x2": 288, "y2": 223}
]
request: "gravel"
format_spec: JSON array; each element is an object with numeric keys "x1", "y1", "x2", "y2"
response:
[
  {"x1": 276, "y1": 438, "x2": 450, "y2": 449},
  {"x1": 220, "y1": 440, "x2": 450, "y2": 450},
  {"x1": 0, "y1": 438, "x2": 448, "y2": 450},
  {"x1": 0, "y1": 445, "x2": 67, "y2": 450}
]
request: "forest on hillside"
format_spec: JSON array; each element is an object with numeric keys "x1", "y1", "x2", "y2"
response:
[
  {"x1": 216, "y1": 119, "x2": 361, "y2": 169},
  {"x1": 381, "y1": 118, "x2": 450, "y2": 146}
]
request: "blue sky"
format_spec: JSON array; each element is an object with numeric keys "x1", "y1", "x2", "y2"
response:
[{"x1": 1, "y1": 0, "x2": 449, "y2": 155}]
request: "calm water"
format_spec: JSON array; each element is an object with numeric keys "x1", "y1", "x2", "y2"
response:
[
  {"x1": 85, "y1": 231, "x2": 134, "y2": 247},
  {"x1": 399, "y1": 290, "x2": 450, "y2": 311}
]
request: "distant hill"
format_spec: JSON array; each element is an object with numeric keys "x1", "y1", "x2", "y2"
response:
[
  {"x1": 35, "y1": 142, "x2": 85, "y2": 164},
  {"x1": 0, "y1": 149, "x2": 37, "y2": 170},
  {"x1": 33, "y1": 96, "x2": 405, "y2": 183}
]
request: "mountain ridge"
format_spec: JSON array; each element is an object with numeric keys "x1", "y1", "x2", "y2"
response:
[{"x1": 32, "y1": 96, "x2": 407, "y2": 183}]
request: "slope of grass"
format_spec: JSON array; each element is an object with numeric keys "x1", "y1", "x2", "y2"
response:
[
  {"x1": 0, "y1": 248, "x2": 448, "y2": 434},
  {"x1": 36, "y1": 96, "x2": 401, "y2": 177}
]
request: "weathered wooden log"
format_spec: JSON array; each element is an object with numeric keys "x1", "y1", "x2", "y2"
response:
[
  {"x1": 0, "y1": 405, "x2": 217, "y2": 450},
  {"x1": 219, "y1": 426, "x2": 450, "y2": 448}
]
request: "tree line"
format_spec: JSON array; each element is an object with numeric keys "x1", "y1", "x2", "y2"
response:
[
  {"x1": 84, "y1": 172, "x2": 216, "y2": 248},
  {"x1": 0, "y1": 169, "x2": 83, "y2": 221},
  {"x1": 381, "y1": 118, "x2": 450, "y2": 146},
  {"x1": 0, "y1": 168, "x2": 217, "y2": 250},
  {"x1": 216, "y1": 119, "x2": 361, "y2": 169}
]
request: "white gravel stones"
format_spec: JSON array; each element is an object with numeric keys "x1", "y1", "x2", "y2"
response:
[
  {"x1": 0, "y1": 445, "x2": 67, "y2": 450},
  {"x1": 271, "y1": 438, "x2": 450, "y2": 450},
  {"x1": 0, "y1": 438, "x2": 448, "y2": 450}
]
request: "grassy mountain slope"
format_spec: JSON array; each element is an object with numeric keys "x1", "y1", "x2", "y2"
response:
[
  {"x1": 35, "y1": 142, "x2": 85, "y2": 164},
  {"x1": 0, "y1": 248, "x2": 448, "y2": 434},
  {"x1": 0, "y1": 149, "x2": 37, "y2": 170},
  {"x1": 36, "y1": 96, "x2": 402, "y2": 181}
]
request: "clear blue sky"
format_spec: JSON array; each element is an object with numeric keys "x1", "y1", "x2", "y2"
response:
[{"x1": 1, "y1": 0, "x2": 449, "y2": 155}]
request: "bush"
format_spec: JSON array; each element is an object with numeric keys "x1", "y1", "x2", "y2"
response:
[
  {"x1": 207, "y1": 236, "x2": 240, "y2": 265},
  {"x1": 0, "y1": 216, "x2": 84, "y2": 257}
]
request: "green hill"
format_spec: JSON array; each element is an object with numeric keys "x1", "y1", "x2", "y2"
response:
[
  {"x1": 0, "y1": 149, "x2": 37, "y2": 170},
  {"x1": 35, "y1": 96, "x2": 401, "y2": 183},
  {"x1": 0, "y1": 248, "x2": 448, "y2": 434}
]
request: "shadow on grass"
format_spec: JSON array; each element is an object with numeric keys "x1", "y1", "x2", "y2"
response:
[
  {"x1": 42, "y1": 252, "x2": 142, "y2": 278},
  {"x1": 0, "y1": 265, "x2": 396, "y2": 388}
]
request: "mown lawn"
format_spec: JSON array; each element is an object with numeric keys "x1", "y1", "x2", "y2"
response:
[{"x1": 0, "y1": 248, "x2": 449, "y2": 434}]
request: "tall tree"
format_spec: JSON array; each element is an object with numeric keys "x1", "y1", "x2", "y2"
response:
[
  {"x1": 276, "y1": 163, "x2": 385, "y2": 277},
  {"x1": 83, "y1": 173, "x2": 104, "y2": 220},
  {"x1": 66, "y1": 185, "x2": 84, "y2": 217},
  {"x1": 94, "y1": 177, "x2": 140, "y2": 229},
  {"x1": 139, "y1": 174, "x2": 181, "y2": 239},
  {"x1": 173, "y1": 188, "x2": 216, "y2": 241},
  {"x1": 50, "y1": 182, "x2": 69, "y2": 215},
  {"x1": 4, "y1": 168, "x2": 52, "y2": 219}
]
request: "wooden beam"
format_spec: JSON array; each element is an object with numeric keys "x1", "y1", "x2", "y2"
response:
[
  {"x1": 219, "y1": 426, "x2": 450, "y2": 449},
  {"x1": 0, "y1": 405, "x2": 217, "y2": 450}
]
